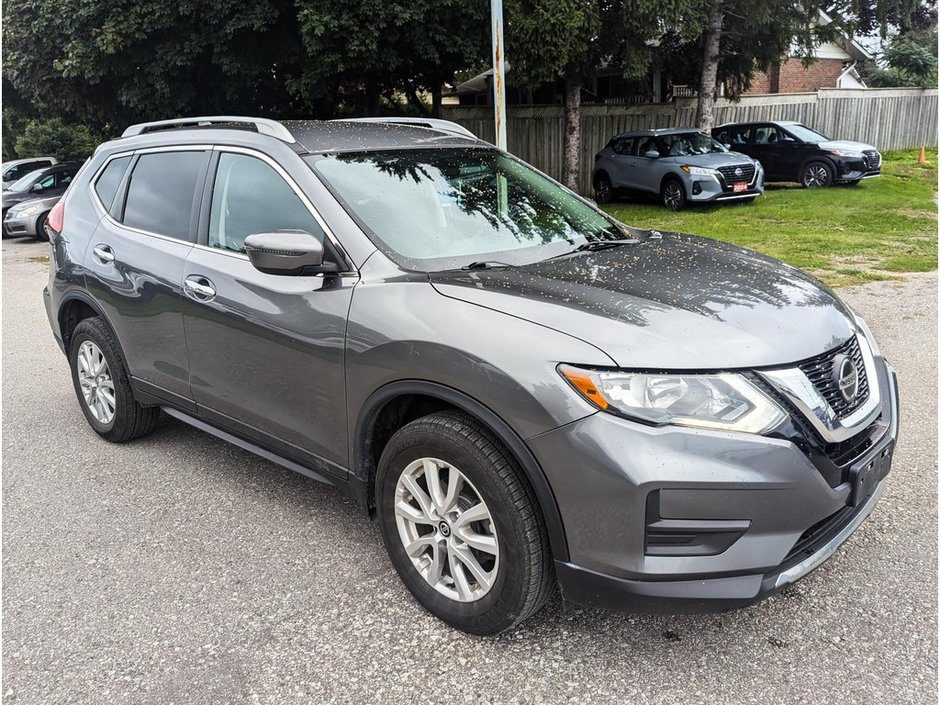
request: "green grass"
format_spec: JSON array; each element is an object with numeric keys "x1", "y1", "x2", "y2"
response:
[{"x1": 601, "y1": 148, "x2": 938, "y2": 287}]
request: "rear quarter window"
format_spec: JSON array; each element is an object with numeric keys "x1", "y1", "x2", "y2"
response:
[
  {"x1": 121, "y1": 151, "x2": 207, "y2": 240},
  {"x1": 94, "y1": 156, "x2": 132, "y2": 214}
]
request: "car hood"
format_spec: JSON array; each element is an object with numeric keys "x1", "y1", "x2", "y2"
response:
[
  {"x1": 429, "y1": 231, "x2": 855, "y2": 370},
  {"x1": 2, "y1": 191, "x2": 38, "y2": 208},
  {"x1": 671, "y1": 151, "x2": 755, "y2": 168},
  {"x1": 818, "y1": 140, "x2": 876, "y2": 153},
  {"x1": 8, "y1": 194, "x2": 60, "y2": 213}
]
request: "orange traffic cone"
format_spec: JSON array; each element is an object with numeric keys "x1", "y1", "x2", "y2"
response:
[{"x1": 918, "y1": 146, "x2": 926, "y2": 163}]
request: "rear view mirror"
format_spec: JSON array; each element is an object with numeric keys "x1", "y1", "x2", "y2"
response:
[
  {"x1": 244, "y1": 230, "x2": 336, "y2": 275},
  {"x1": 644, "y1": 150, "x2": 660, "y2": 159}
]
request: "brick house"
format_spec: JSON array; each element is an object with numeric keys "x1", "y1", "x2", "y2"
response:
[{"x1": 746, "y1": 12, "x2": 872, "y2": 94}]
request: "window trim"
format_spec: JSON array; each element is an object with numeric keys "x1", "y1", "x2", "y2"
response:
[
  {"x1": 92, "y1": 154, "x2": 133, "y2": 214},
  {"x1": 89, "y1": 145, "x2": 213, "y2": 246},
  {"x1": 194, "y1": 145, "x2": 354, "y2": 273}
]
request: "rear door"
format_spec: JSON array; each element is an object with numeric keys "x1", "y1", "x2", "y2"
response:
[
  {"x1": 180, "y1": 147, "x2": 356, "y2": 477},
  {"x1": 83, "y1": 148, "x2": 210, "y2": 407},
  {"x1": 605, "y1": 136, "x2": 637, "y2": 190}
]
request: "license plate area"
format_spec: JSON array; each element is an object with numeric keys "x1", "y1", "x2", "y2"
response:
[
  {"x1": 849, "y1": 441, "x2": 894, "y2": 506},
  {"x1": 732, "y1": 182, "x2": 748, "y2": 193}
]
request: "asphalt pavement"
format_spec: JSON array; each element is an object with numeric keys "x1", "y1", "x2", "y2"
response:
[{"x1": 2, "y1": 238, "x2": 937, "y2": 704}]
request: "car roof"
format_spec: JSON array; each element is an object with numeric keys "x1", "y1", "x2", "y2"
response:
[
  {"x1": 611, "y1": 127, "x2": 705, "y2": 139},
  {"x1": 714, "y1": 120, "x2": 803, "y2": 129},
  {"x1": 118, "y1": 116, "x2": 484, "y2": 154}
]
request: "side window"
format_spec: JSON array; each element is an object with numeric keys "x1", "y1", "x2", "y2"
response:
[
  {"x1": 611, "y1": 137, "x2": 635, "y2": 155},
  {"x1": 208, "y1": 152, "x2": 326, "y2": 253},
  {"x1": 94, "y1": 156, "x2": 132, "y2": 214},
  {"x1": 55, "y1": 170, "x2": 74, "y2": 188},
  {"x1": 35, "y1": 174, "x2": 55, "y2": 190},
  {"x1": 4, "y1": 165, "x2": 24, "y2": 180},
  {"x1": 122, "y1": 151, "x2": 206, "y2": 240},
  {"x1": 636, "y1": 137, "x2": 659, "y2": 156}
]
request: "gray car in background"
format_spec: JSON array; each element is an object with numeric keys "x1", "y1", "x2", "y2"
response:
[
  {"x1": 43, "y1": 116, "x2": 896, "y2": 635},
  {"x1": 3, "y1": 193, "x2": 61, "y2": 240},
  {"x1": 593, "y1": 127, "x2": 764, "y2": 210}
]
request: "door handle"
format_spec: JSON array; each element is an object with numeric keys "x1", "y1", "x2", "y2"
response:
[
  {"x1": 92, "y1": 244, "x2": 115, "y2": 264},
  {"x1": 184, "y1": 276, "x2": 217, "y2": 300}
]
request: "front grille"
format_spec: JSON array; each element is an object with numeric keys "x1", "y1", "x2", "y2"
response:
[
  {"x1": 717, "y1": 164, "x2": 755, "y2": 184},
  {"x1": 863, "y1": 150, "x2": 881, "y2": 169},
  {"x1": 797, "y1": 336, "x2": 870, "y2": 418}
]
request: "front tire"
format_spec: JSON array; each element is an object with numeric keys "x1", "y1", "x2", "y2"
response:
[
  {"x1": 661, "y1": 178, "x2": 686, "y2": 211},
  {"x1": 69, "y1": 317, "x2": 161, "y2": 442},
  {"x1": 593, "y1": 172, "x2": 613, "y2": 204},
  {"x1": 376, "y1": 410, "x2": 553, "y2": 635},
  {"x1": 800, "y1": 160, "x2": 834, "y2": 188},
  {"x1": 35, "y1": 212, "x2": 49, "y2": 241}
]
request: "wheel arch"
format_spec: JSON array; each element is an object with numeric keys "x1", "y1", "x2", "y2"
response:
[
  {"x1": 799, "y1": 155, "x2": 837, "y2": 179},
  {"x1": 659, "y1": 172, "x2": 686, "y2": 194},
  {"x1": 352, "y1": 379, "x2": 570, "y2": 562},
  {"x1": 58, "y1": 292, "x2": 130, "y2": 372}
]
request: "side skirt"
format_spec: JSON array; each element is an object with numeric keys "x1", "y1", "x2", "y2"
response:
[{"x1": 161, "y1": 406, "x2": 341, "y2": 489}]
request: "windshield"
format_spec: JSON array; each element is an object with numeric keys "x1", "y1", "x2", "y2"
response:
[
  {"x1": 308, "y1": 148, "x2": 627, "y2": 270},
  {"x1": 784, "y1": 124, "x2": 829, "y2": 143},
  {"x1": 660, "y1": 132, "x2": 727, "y2": 157},
  {"x1": 7, "y1": 169, "x2": 45, "y2": 192}
]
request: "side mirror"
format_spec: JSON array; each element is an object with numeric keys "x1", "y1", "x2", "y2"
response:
[
  {"x1": 30, "y1": 183, "x2": 44, "y2": 192},
  {"x1": 243, "y1": 230, "x2": 336, "y2": 275},
  {"x1": 782, "y1": 136, "x2": 796, "y2": 142},
  {"x1": 643, "y1": 150, "x2": 660, "y2": 159},
  {"x1": 723, "y1": 143, "x2": 731, "y2": 149}
]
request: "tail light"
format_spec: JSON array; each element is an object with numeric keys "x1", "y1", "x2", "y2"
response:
[{"x1": 46, "y1": 199, "x2": 64, "y2": 237}]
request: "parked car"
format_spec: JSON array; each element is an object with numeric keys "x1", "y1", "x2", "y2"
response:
[
  {"x1": 712, "y1": 121, "x2": 881, "y2": 187},
  {"x1": 2, "y1": 193, "x2": 61, "y2": 240},
  {"x1": 44, "y1": 116, "x2": 897, "y2": 635},
  {"x1": 2, "y1": 162, "x2": 81, "y2": 221},
  {"x1": 592, "y1": 127, "x2": 764, "y2": 210},
  {"x1": 2, "y1": 156, "x2": 58, "y2": 189}
]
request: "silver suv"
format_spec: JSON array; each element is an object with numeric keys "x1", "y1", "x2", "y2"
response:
[
  {"x1": 43, "y1": 116, "x2": 896, "y2": 635},
  {"x1": 593, "y1": 127, "x2": 764, "y2": 210}
]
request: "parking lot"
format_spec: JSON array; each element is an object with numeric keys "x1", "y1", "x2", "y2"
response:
[{"x1": 2, "y1": 237, "x2": 937, "y2": 704}]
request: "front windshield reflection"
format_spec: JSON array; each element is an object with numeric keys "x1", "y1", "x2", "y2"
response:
[{"x1": 309, "y1": 149, "x2": 626, "y2": 270}]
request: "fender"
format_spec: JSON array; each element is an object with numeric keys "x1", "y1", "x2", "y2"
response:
[
  {"x1": 58, "y1": 289, "x2": 120, "y2": 355},
  {"x1": 353, "y1": 379, "x2": 570, "y2": 562}
]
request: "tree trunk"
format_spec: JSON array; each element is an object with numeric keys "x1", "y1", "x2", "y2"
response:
[
  {"x1": 562, "y1": 78, "x2": 582, "y2": 192},
  {"x1": 431, "y1": 84, "x2": 442, "y2": 118},
  {"x1": 695, "y1": 1, "x2": 724, "y2": 131}
]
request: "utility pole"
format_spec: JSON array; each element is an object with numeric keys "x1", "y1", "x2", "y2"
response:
[{"x1": 490, "y1": 0, "x2": 507, "y2": 151}]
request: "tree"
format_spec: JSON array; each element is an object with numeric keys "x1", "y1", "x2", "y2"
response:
[
  {"x1": 291, "y1": 0, "x2": 488, "y2": 117},
  {"x1": 2, "y1": 0, "x2": 306, "y2": 132},
  {"x1": 864, "y1": 25, "x2": 938, "y2": 85},
  {"x1": 691, "y1": 0, "x2": 837, "y2": 130},
  {"x1": 505, "y1": 0, "x2": 684, "y2": 190},
  {"x1": 14, "y1": 118, "x2": 102, "y2": 160}
]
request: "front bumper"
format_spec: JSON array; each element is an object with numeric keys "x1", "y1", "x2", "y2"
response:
[
  {"x1": 531, "y1": 358, "x2": 898, "y2": 613},
  {"x1": 834, "y1": 154, "x2": 882, "y2": 182},
  {"x1": 3, "y1": 209, "x2": 39, "y2": 237},
  {"x1": 687, "y1": 169, "x2": 764, "y2": 203}
]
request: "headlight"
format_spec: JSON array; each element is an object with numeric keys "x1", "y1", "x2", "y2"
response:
[
  {"x1": 846, "y1": 306, "x2": 882, "y2": 356},
  {"x1": 827, "y1": 149, "x2": 864, "y2": 158},
  {"x1": 10, "y1": 203, "x2": 42, "y2": 217},
  {"x1": 680, "y1": 165, "x2": 719, "y2": 176},
  {"x1": 559, "y1": 365, "x2": 786, "y2": 434}
]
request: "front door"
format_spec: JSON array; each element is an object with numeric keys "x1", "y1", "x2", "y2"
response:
[{"x1": 180, "y1": 149, "x2": 356, "y2": 477}]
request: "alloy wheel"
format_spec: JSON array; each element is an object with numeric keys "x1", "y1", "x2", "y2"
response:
[
  {"x1": 77, "y1": 341, "x2": 116, "y2": 424},
  {"x1": 394, "y1": 457, "x2": 499, "y2": 602},
  {"x1": 802, "y1": 164, "x2": 830, "y2": 188},
  {"x1": 663, "y1": 182, "x2": 683, "y2": 210},
  {"x1": 595, "y1": 176, "x2": 611, "y2": 203}
]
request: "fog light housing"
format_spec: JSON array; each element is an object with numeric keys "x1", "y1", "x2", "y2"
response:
[{"x1": 691, "y1": 181, "x2": 703, "y2": 195}]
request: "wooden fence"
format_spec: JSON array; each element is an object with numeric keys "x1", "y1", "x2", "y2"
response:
[{"x1": 442, "y1": 87, "x2": 938, "y2": 194}]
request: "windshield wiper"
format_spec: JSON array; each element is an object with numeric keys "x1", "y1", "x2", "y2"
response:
[
  {"x1": 546, "y1": 238, "x2": 636, "y2": 261},
  {"x1": 462, "y1": 260, "x2": 514, "y2": 270}
]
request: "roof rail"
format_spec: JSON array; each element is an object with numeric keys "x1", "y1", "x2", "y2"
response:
[
  {"x1": 121, "y1": 116, "x2": 295, "y2": 143},
  {"x1": 333, "y1": 117, "x2": 476, "y2": 139}
]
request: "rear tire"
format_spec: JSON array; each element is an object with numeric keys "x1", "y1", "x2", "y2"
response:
[
  {"x1": 376, "y1": 410, "x2": 554, "y2": 635},
  {"x1": 661, "y1": 178, "x2": 686, "y2": 211},
  {"x1": 69, "y1": 317, "x2": 161, "y2": 442},
  {"x1": 593, "y1": 172, "x2": 613, "y2": 204},
  {"x1": 800, "y1": 160, "x2": 834, "y2": 188}
]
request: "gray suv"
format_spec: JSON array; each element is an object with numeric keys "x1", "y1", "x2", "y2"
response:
[
  {"x1": 44, "y1": 116, "x2": 898, "y2": 635},
  {"x1": 593, "y1": 128, "x2": 764, "y2": 210}
]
